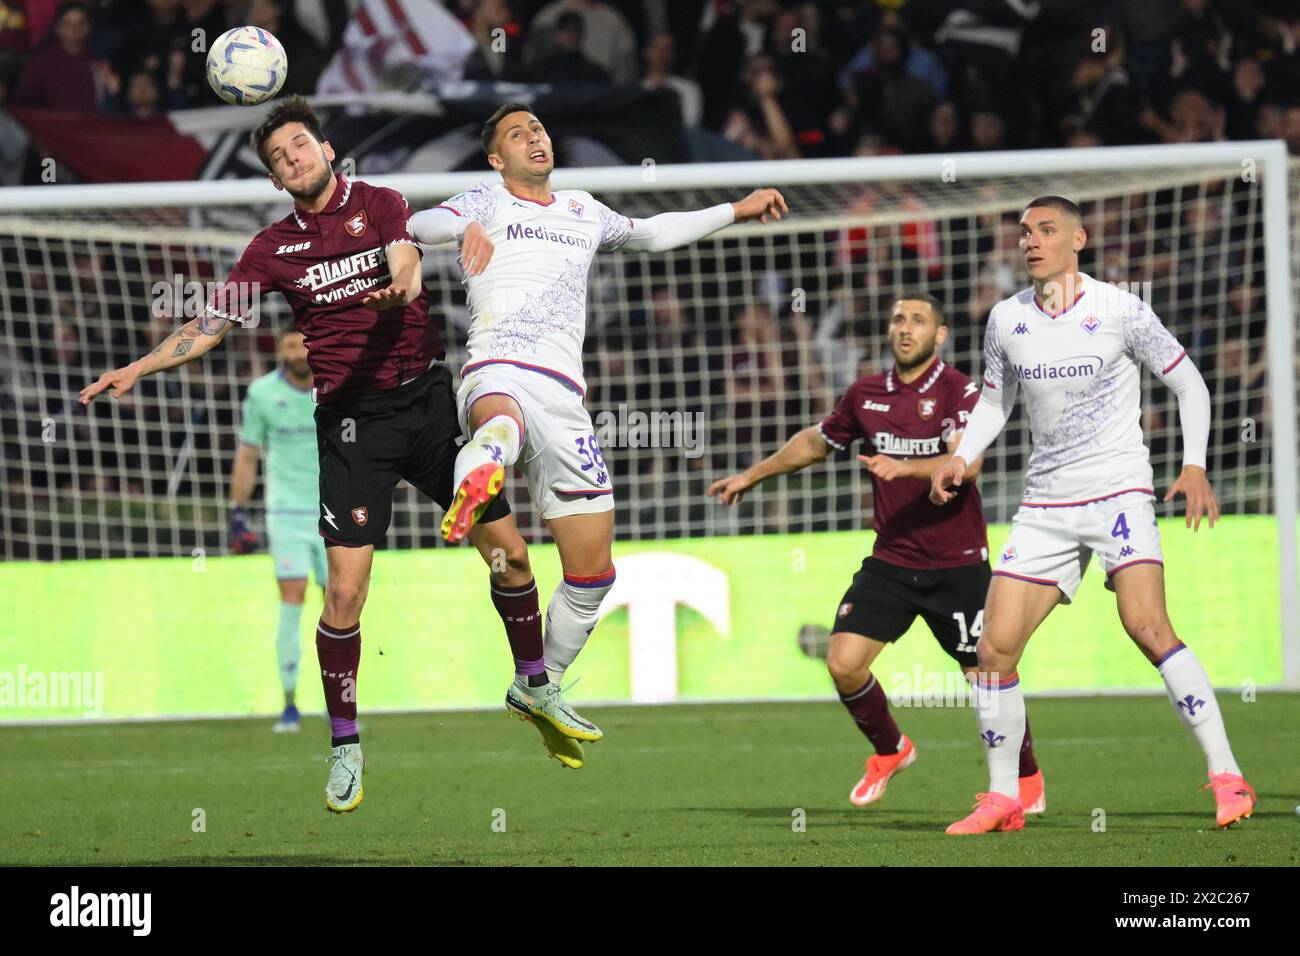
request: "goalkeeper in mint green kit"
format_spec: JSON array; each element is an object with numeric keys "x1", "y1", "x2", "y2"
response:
[{"x1": 229, "y1": 328, "x2": 326, "y2": 732}]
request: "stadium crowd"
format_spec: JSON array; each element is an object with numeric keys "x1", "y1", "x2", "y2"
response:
[{"x1": 0, "y1": 0, "x2": 1287, "y2": 558}]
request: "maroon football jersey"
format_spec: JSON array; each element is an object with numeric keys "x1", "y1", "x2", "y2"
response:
[
  {"x1": 819, "y1": 356, "x2": 989, "y2": 569},
  {"x1": 206, "y1": 174, "x2": 443, "y2": 403}
]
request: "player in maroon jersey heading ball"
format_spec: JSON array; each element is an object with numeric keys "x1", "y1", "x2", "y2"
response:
[{"x1": 81, "y1": 96, "x2": 558, "y2": 811}]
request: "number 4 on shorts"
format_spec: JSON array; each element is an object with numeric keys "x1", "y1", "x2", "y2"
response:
[{"x1": 1111, "y1": 513, "x2": 1131, "y2": 540}]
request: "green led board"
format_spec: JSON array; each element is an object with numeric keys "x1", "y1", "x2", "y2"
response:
[{"x1": 0, "y1": 519, "x2": 1282, "y2": 721}]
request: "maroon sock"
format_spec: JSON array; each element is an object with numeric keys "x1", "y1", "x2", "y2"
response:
[
  {"x1": 317, "y1": 619, "x2": 360, "y2": 742},
  {"x1": 490, "y1": 579, "x2": 545, "y2": 680},
  {"x1": 1019, "y1": 713, "x2": 1038, "y2": 777},
  {"x1": 839, "y1": 675, "x2": 902, "y2": 755}
]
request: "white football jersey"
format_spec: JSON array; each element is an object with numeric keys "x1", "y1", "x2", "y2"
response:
[
  {"x1": 434, "y1": 182, "x2": 632, "y2": 394},
  {"x1": 982, "y1": 272, "x2": 1187, "y2": 505}
]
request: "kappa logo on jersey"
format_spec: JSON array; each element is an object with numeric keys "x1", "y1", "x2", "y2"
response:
[
  {"x1": 837, "y1": 602, "x2": 853, "y2": 618},
  {"x1": 275, "y1": 242, "x2": 311, "y2": 255},
  {"x1": 1118, "y1": 545, "x2": 1136, "y2": 558},
  {"x1": 861, "y1": 400, "x2": 891, "y2": 412},
  {"x1": 1000, "y1": 545, "x2": 1017, "y2": 563},
  {"x1": 917, "y1": 397, "x2": 937, "y2": 420},
  {"x1": 1012, "y1": 322, "x2": 1030, "y2": 335},
  {"x1": 1081, "y1": 313, "x2": 1102, "y2": 334},
  {"x1": 344, "y1": 210, "x2": 369, "y2": 237},
  {"x1": 351, "y1": 506, "x2": 368, "y2": 527},
  {"x1": 567, "y1": 198, "x2": 585, "y2": 217}
]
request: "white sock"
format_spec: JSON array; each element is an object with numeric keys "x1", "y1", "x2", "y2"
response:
[
  {"x1": 973, "y1": 673, "x2": 1026, "y2": 799},
  {"x1": 544, "y1": 569, "x2": 616, "y2": 684},
  {"x1": 1157, "y1": 643, "x2": 1240, "y2": 776},
  {"x1": 453, "y1": 414, "x2": 521, "y2": 491}
]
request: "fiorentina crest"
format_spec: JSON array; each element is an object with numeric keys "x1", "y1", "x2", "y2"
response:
[
  {"x1": 344, "y1": 210, "x2": 369, "y2": 237},
  {"x1": 1081, "y1": 313, "x2": 1102, "y2": 334},
  {"x1": 567, "y1": 198, "x2": 584, "y2": 217}
]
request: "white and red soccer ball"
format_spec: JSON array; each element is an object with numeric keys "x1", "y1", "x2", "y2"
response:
[{"x1": 206, "y1": 26, "x2": 287, "y2": 106}]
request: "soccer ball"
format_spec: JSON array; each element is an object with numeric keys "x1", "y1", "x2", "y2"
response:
[{"x1": 206, "y1": 26, "x2": 287, "y2": 106}]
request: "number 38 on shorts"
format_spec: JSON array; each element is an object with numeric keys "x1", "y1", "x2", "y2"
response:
[{"x1": 993, "y1": 491, "x2": 1164, "y2": 603}]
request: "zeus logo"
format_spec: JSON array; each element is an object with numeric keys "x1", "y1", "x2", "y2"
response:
[{"x1": 275, "y1": 242, "x2": 311, "y2": 255}]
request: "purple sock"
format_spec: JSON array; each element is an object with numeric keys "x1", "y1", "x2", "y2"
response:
[
  {"x1": 839, "y1": 675, "x2": 902, "y2": 755},
  {"x1": 490, "y1": 578, "x2": 546, "y2": 678},
  {"x1": 331, "y1": 717, "x2": 359, "y2": 739}
]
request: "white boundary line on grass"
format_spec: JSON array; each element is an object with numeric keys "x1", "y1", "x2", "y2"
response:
[{"x1": 1, "y1": 684, "x2": 1289, "y2": 727}]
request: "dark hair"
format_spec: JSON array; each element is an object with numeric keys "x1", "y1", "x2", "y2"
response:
[
  {"x1": 250, "y1": 95, "x2": 326, "y2": 173},
  {"x1": 1023, "y1": 195, "x2": 1082, "y2": 223},
  {"x1": 55, "y1": 1, "x2": 92, "y2": 24},
  {"x1": 481, "y1": 101, "x2": 536, "y2": 155},
  {"x1": 893, "y1": 291, "x2": 944, "y2": 324}
]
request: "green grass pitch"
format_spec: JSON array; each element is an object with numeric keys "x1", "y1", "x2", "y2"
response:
[{"x1": 4, "y1": 694, "x2": 1298, "y2": 866}]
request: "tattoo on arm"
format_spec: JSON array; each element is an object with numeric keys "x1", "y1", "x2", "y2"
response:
[{"x1": 171, "y1": 338, "x2": 195, "y2": 358}]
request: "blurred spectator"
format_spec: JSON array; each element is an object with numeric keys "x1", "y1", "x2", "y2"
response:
[
  {"x1": 970, "y1": 108, "x2": 1008, "y2": 151},
  {"x1": 461, "y1": 0, "x2": 529, "y2": 82},
  {"x1": 841, "y1": 10, "x2": 947, "y2": 99},
  {"x1": 926, "y1": 100, "x2": 962, "y2": 152},
  {"x1": 525, "y1": 0, "x2": 637, "y2": 86},
  {"x1": 1142, "y1": 85, "x2": 1226, "y2": 143},
  {"x1": 1282, "y1": 102, "x2": 1300, "y2": 155},
  {"x1": 115, "y1": 0, "x2": 185, "y2": 87},
  {"x1": 767, "y1": 3, "x2": 839, "y2": 156},
  {"x1": 247, "y1": 0, "x2": 327, "y2": 96},
  {"x1": 642, "y1": 30, "x2": 702, "y2": 128},
  {"x1": 722, "y1": 52, "x2": 799, "y2": 159},
  {"x1": 0, "y1": 63, "x2": 28, "y2": 183},
  {"x1": 844, "y1": 25, "x2": 938, "y2": 154},
  {"x1": 11, "y1": 2, "x2": 116, "y2": 110},
  {"x1": 120, "y1": 68, "x2": 161, "y2": 115},
  {"x1": 529, "y1": 11, "x2": 609, "y2": 84},
  {"x1": 1226, "y1": 55, "x2": 1266, "y2": 139},
  {"x1": 1061, "y1": 35, "x2": 1142, "y2": 145},
  {"x1": 0, "y1": 0, "x2": 27, "y2": 54}
]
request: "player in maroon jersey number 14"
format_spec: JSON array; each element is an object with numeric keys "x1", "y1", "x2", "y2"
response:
[
  {"x1": 80, "y1": 97, "x2": 563, "y2": 812},
  {"x1": 708, "y1": 294, "x2": 1046, "y2": 812}
]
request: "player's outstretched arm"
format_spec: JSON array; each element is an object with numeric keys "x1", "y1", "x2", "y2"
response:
[
  {"x1": 1157, "y1": 357, "x2": 1217, "y2": 530},
  {"x1": 708, "y1": 426, "x2": 830, "y2": 505},
  {"x1": 616, "y1": 190, "x2": 786, "y2": 255},
  {"x1": 79, "y1": 315, "x2": 234, "y2": 404}
]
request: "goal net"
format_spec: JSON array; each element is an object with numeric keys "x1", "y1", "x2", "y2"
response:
[{"x1": 1, "y1": 145, "x2": 1295, "y2": 641}]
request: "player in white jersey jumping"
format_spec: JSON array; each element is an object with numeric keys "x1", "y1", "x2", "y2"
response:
[
  {"x1": 409, "y1": 103, "x2": 787, "y2": 767},
  {"x1": 931, "y1": 196, "x2": 1255, "y2": 834}
]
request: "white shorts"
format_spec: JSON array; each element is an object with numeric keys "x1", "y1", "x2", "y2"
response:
[
  {"x1": 993, "y1": 491, "x2": 1164, "y2": 603},
  {"x1": 457, "y1": 362, "x2": 616, "y2": 520}
]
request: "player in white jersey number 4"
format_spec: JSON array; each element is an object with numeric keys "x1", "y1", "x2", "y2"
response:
[
  {"x1": 931, "y1": 196, "x2": 1255, "y2": 834},
  {"x1": 409, "y1": 103, "x2": 787, "y2": 765}
]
